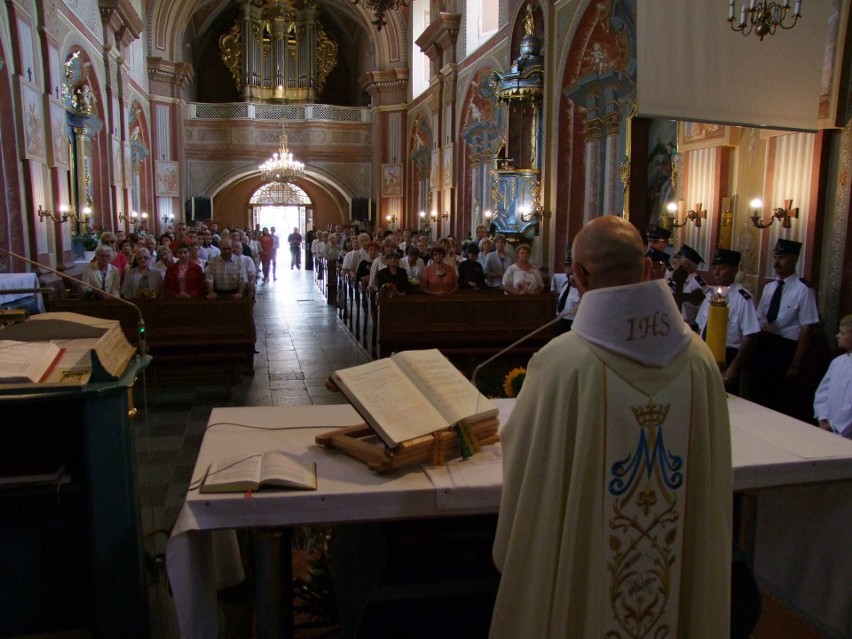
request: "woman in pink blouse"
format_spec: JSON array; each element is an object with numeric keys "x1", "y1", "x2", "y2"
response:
[{"x1": 420, "y1": 246, "x2": 458, "y2": 295}]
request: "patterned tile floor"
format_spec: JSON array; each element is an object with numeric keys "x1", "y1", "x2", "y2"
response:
[{"x1": 135, "y1": 267, "x2": 369, "y2": 638}]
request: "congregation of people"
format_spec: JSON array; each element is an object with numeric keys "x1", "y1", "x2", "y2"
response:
[
  {"x1": 81, "y1": 221, "x2": 282, "y2": 302},
  {"x1": 80, "y1": 216, "x2": 850, "y2": 440}
]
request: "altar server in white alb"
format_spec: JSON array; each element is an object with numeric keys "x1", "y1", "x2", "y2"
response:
[
  {"x1": 696, "y1": 248, "x2": 760, "y2": 394},
  {"x1": 491, "y1": 216, "x2": 732, "y2": 639},
  {"x1": 814, "y1": 314, "x2": 852, "y2": 439}
]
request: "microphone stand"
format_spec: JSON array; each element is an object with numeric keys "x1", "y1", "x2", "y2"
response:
[
  {"x1": 0, "y1": 246, "x2": 147, "y2": 357},
  {"x1": 470, "y1": 315, "x2": 561, "y2": 390}
]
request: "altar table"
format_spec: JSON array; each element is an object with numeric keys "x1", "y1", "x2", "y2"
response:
[
  {"x1": 167, "y1": 398, "x2": 852, "y2": 639},
  {"x1": 0, "y1": 272, "x2": 45, "y2": 313}
]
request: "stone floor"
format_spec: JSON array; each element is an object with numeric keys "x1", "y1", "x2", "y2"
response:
[{"x1": 135, "y1": 266, "x2": 369, "y2": 638}]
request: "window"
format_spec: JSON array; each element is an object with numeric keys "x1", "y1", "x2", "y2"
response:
[
  {"x1": 411, "y1": 0, "x2": 430, "y2": 99},
  {"x1": 465, "y1": 0, "x2": 500, "y2": 57}
]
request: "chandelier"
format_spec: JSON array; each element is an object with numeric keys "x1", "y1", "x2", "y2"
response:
[
  {"x1": 259, "y1": 127, "x2": 305, "y2": 184},
  {"x1": 728, "y1": 0, "x2": 801, "y2": 41},
  {"x1": 354, "y1": 0, "x2": 408, "y2": 31}
]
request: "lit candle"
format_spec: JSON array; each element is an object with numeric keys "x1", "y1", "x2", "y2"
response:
[{"x1": 706, "y1": 287, "x2": 729, "y2": 366}]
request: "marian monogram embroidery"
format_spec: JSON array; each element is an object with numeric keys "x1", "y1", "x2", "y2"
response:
[{"x1": 603, "y1": 383, "x2": 690, "y2": 639}]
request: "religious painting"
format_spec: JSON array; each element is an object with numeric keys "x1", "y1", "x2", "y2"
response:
[
  {"x1": 430, "y1": 149, "x2": 440, "y2": 188},
  {"x1": 442, "y1": 145, "x2": 454, "y2": 189},
  {"x1": 111, "y1": 135, "x2": 122, "y2": 186},
  {"x1": 124, "y1": 141, "x2": 132, "y2": 187},
  {"x1": 156, "y1": 160, "x2": 179, "y2": 196},
  {"x1": 679, "y1": 122, "x2": 738, "y2": 152},
  {"x1": 381, "y1": 163, "x2": 402, "y2": 197},
  {"x1": 20, "y1": 80, "x2": 45, "y2": 162},
  {"x1": 47, "y1": 97, "x2": 69, "y2": 169}
]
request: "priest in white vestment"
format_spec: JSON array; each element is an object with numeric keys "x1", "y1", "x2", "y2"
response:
[{"x1": 491, "y1": 216, "x2": 732, "y2": 639}]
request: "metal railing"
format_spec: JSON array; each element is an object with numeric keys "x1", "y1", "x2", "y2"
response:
[{"x1": 187, "y1": 103, "x2": 371, "y2": 124}]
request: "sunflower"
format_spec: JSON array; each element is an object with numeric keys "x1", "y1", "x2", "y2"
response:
[{"x1": 503, "y1": 367, "x2": 526, "y2": 398}]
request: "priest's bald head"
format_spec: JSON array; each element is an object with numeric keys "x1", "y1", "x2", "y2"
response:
[{"x1": 572, "y1": 216, "x2": 651, "y2": 293}]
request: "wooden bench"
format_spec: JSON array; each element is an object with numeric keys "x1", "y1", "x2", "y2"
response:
[
  {"x1": 45, "y1": 296, "x2": 256, "y2": 383},
  {"x1": 376, "y1": 290, "x2": 556, "y2": 360}
]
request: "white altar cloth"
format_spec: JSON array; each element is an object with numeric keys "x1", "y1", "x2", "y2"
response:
[
  {"x1": 167, "y1": 398, "x2": 852, "y2": 639},
  {"x1": 0, "y1": 272, "x2": 45, "y2": 313}
]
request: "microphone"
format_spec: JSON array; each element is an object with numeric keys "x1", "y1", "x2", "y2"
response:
[
  {"x1": 470, "y1": 314, "x2": 561, "y2": 390},
  {"x1": 0, "y1": 246, "x2": 147, "y2": 357}
]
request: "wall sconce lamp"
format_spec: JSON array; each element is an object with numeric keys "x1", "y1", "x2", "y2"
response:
[
  {"x1": 484, "y1": 210, "x2": 493, "y2": 221},
  {"x1": 750, "y1": 198, "x2": 798, "y2": 229},
  {"x1": 38, "y1": 204, "x2": 90, "y2": 224},
  {"x1": 430, "y1": 212, "x2": 438, "y2": 224},
  {"x1": 118, "y1": 210, "x2": 147, "y2": 225},
  {"x1": 419, "y1": 211, "x2": 429, "y2": 228},
  {"x1": 441, "y1": 211, "x2": 450, "y2": 221},
  {"x1": 162, "y1": 213, "x2": 175, "y2": 225},
  {"x1": 671, "y1": 202, "x2": 705, "y2": 228}
]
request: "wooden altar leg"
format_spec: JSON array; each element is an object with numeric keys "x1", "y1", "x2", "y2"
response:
[{"x1": 254, "y1": 527, "x2": 294, "y2": 639}]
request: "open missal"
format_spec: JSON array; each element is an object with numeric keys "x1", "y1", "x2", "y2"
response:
[
  {"x1": 0, "y1": 341, "x2": 65, "y2": 383},
  {"x1": 0, "y1": 311, "x2": 135, "y2": 384},
  {"x1": 200, "y1": 451, "x2": 318, "y2": 493},
  {"x1": 331, "y1": 349, "x2": 498, "y2": 448}
]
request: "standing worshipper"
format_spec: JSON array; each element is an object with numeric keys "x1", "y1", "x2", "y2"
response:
[
  {"x1": 672, "y1": 244, "x2": 707, "y2": 329},
  {"x1": 288, "y1": 226, "x2": 303, "y2": 269},
  {"x1": 82, "y1": 245, "x2": 121, "y2": 298},
  {"x1": 259, "y1": 227, "x2": 274, "y2": 283},
  {"x1": 304, "y1": 225, "x2": 316, "y2": 271},
  {"x1": 814, "y1": 315, "x2": 852, "y2": 438},
  {"x1": 491, "y1": 216, "x2": 731, "y2": 639},
  {"x1": 270, "y1": 226, "x2": 280, "y2": 279},
  {"x1": 550, "y1": 249, "x2": 581, "y2": 334},
  {"x1": 750, "y1": 238, "x2": 819, "y2": 419},
  {"x1": 696, "y1": 249, "x2": 760, "y2": 395}
]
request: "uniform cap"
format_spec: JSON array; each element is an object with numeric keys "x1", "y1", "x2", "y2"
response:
[
  {"x1": 674, "y1": 244, "x2": 703, "y2": 265},
  {"x1": 711, "y1": 248, "x2": 741, "y2": 267},
  {"x1": 773, "y1": 238, "x2": 802, "y2": 256}
]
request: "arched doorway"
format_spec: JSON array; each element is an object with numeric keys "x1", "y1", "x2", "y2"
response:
[{"x1": 249, "y1": 181, "x2": 313, "y2": 234}]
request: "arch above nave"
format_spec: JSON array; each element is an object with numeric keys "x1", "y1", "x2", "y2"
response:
[{"x1": 146, "y1": 0, "x2": 408, "y2": 76}]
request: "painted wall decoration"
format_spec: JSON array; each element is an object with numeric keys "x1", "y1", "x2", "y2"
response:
[
  {"x1": 48, "y1": 97, "x2": 69, "y2": 169},
  {"x1": 409, "y1": 114, "x2": 433, "y2": 180},
  {"x1": 20, "y1": 80, "x2": 45, "y2": 162},
  {"x1": 460, "y1": 67, "x2": 505, "y2": 161},
  {"x1": 382, "y1": 163, "x2": 402, "y2": 197},
  {"x1": 442, "y1": 145, "x2": 454, "y2": 189},
  {"x1": 646, "y1": 119, "x2": 677, "y2": 225},
  {"x1": 679, "y1": 122, "x2": 739, "y2": 152},
  {"x1": 156, "y1": 160, "x2": 179, "y2": 196}
]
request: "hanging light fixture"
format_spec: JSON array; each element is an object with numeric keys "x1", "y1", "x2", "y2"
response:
[
  {"x1": 354, "y1": 0, "x2": 408, "y2": 31},
  {"x1": 259, "y1": 126, "x2": 305, "y2": 184},
  {"x1": 727, "y1": 0, "x2": 801, "y2": 41}
]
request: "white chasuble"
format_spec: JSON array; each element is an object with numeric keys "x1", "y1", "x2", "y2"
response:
[{"x1": 602, "y1": 367, "x2": 693, "y2": 638}]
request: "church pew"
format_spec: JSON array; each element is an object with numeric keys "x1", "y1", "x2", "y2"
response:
[
  {"x1": 45, "y1": 296, "x2": 256, "y2": 383},
  {"x1": 375, "y1": 290, "x2": 556, "y2": 360}
]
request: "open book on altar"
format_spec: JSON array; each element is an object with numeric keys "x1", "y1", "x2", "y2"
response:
[
  {"x1": 331, "y1": 349, "x2": 498, "y2": 448},
  {"x1": 200, "y1": 451, "x2": 317, "y2": 494},
  {"x1": 0, "y1": 312, "x2": 135, "y2": 385}
]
